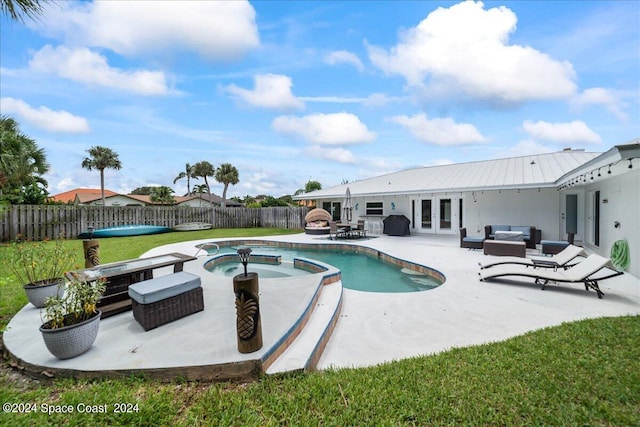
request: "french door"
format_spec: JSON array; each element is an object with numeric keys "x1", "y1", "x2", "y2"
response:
[{"x1": 411, "y1": 196, "x2": 455, "y2": 234}]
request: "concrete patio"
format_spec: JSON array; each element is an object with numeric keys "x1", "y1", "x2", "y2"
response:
[{"x1": 3, "y1": 232, "x2": 639, "y2": 381}]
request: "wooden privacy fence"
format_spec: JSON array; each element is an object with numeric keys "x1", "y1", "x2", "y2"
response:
[{"x1": 0, "y1": 205, "x2": 309, "y2": 241}]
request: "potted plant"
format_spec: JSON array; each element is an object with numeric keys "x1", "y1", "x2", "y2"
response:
[
  {"x1": 8, "y1": 236, "x2": 76, "y2": 308},
  {"x1": 39, "y1": 272, "x2": 106, "y2": 360}
]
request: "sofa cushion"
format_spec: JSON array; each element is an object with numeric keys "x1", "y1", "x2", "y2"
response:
[
  {"x1": 511, "y1": 226, "x2": 531, "y2": 238},
  {"x1": 463, "y1": 237, "x2": 484, "y2": 243},
  {"x1": 491, "y1": 225, "x2": 510, "y2": 235}
]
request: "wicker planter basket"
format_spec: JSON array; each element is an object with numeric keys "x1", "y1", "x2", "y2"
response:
[{"x1": 39, "y1": 310, "x2": 101, "y2": 359}]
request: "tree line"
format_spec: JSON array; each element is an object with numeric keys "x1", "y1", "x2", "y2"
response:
[{"x1": 1, "y1": 115, "x2": 321, "y2": 207}]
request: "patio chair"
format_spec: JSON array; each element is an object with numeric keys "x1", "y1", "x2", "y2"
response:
[
  {"x1": 478, "y1": 254, "x2": 623, "y2": 298},
  {"x1": 329, "y1": 221, "x2": 348, "y2": 240},
  {"x1": 351, "y1": 219, "x2": 367, "y2": 238},
  {"x1": 478, "y1": 244, "x2": 586, "y2": 270},
  {"x1": 460, "y1": 228, "x2": 484, "y2": 249}
]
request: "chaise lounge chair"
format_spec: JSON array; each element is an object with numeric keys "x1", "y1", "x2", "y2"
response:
[
  {"x1": 478, "y1": 244, "x2": 586, "y2": 270},
  {"x1": 478, "y1": 254, "x2": 623, "y2": 298}
]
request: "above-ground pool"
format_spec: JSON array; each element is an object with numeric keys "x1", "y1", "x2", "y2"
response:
[{"x1": 203, "y1": 242, "x2": 444, "y2": 293}]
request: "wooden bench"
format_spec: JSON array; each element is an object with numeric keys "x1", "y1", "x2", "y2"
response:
[
  {"x1": 483, "y1": 240, "x2": 526, "y2": 258},
  {"x1": 128, "y1": 272, "x2": 204, "y2": 331}
]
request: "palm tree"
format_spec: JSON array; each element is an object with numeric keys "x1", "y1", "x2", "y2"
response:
[
  {"x1": 215, "y1": 163, "x2": 239, "y2": 207},
  {"x1": 173, "y1": 163, "x2": 198, "y2": 195},
  {"x1": 193, "y1": 161, "x2": 215, "y2": 197},
  {"x1": 0, "y1": 115, "x2": 50, "y2": 202},
  {"x1": 81, "y1": 146, "x2": 122, "y2": 206},
  {"x1": 150, "y1": 186, "x2": 175, "y2": 205},
  {"x1": 1, "y1": 0, "x2": 46, "y2": 23},
  {"x1": 192, "y1": 184, "x2": 208, "y2": 207}
]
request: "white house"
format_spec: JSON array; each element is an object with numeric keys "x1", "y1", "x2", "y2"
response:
[
  {"x1": 295, "y1": 140, "x2": 639, "y2": 276},
  {"x1": 176, "y1": 194, "x2": 243, "y2": 208}
]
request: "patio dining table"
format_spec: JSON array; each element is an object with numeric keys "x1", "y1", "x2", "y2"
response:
[{"x1": 68, "y1": 252, "x2": 196, "y2": 319}]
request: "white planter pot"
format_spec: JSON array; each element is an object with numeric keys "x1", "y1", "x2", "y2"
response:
[
  {"x1": 23, "y1": 279, "x2": 65, "y2": 308},
  {"x1": 39, "y1": 310, "x2": 101, "y2": 359}
]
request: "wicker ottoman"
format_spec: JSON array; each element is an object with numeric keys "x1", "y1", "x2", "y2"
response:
[
  {"x1": 128, "y1": 272, "x2": 204, "y2": 331},
  {"x1": 483, "y1": 240, "x2": 526, "y2": 257}
]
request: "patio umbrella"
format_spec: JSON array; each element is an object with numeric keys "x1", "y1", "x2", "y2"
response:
[{"x1": 342, "y1": 187, "x2": 353, "y2": 223}]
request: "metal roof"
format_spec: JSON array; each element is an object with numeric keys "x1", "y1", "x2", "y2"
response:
[{"x1": 296, "y1": 150, "x2": 601, "y2": 199}]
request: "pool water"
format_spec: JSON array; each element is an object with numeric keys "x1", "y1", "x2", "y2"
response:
[
  {"x1": 208, "y1": 245, "x2": 442, "y2": 293},
  {"x1": 208, "y1": 261, "x2": 312, "y2": 279}
]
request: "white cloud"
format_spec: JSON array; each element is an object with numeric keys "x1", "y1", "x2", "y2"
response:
[
  {"x1": 362, "y1": 93, "x2": 407, "y2": 107},
  {"x1": 29, "y1": 45, "x2": 171, "y2": 95},
  {"x1": 306, "y1": 145, "x2": 358, "y2": 164},
  {"x1": 324, "y1": 50, "x2": 365, "y2": 71},
  {"x1": 572, "y1": 87, "x2": 627, "y2": 121},
  {"x1": 224, "y1": 74, "x2": 304, "y2": 111},
  {"x1": 500, "y1": 140, "x2": 557, "y2": 158},
  {"x1": 506, "y1": 141, "x2": 555, "y2": 157},
  {"x1": 39, "y1": 1, "x2": 259, "y2": 61},
  {"x1": 522, "y1": 120, "x2": 602, "y2": 144},
  {"x1": 299, "y1": 96, "x2": 365, "y2": 104},
  {"x1": 427, "y1": 159, "x2": 455, "y2": 166},
  {"x1": 272, "y1": 112, "x2": 376, "y2": 145},
  {"x1": 240, "y1": 171, "x2": 282, "y2": 195},
  {"x1": 0, "y1": 97, "x2": 90, "y2": 133},
  {"x1": 388, "y1": 113, "x2": 486, "y2": 146},
  {"x1": 367, "y1": 1, "x2": 576, "y2": 103},
  {"x1": 54, "y1": 177, "x2": 76, "y2": 192}
]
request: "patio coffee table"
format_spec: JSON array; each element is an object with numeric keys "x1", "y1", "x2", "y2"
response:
[{"x1": 483, "y1": 240, "x2": 526, "y2": 257}]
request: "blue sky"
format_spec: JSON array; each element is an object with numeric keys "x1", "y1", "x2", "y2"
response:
[{"x1": 1, "y1": 0, "x2": 638, "y2": 199}]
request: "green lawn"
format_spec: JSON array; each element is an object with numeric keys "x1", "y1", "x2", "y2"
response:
[{"x1": 1, "y1": 228, "x2": 638, "y2": 426}]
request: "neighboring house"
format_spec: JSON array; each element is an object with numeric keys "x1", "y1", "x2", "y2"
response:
[
  {"x1": 48, "y1": 188, "x2": 118, "y2": 204},
  {"x1": 49, "y1": 189, "x2": 241, "y2": 207},
  {"x1": 176, "y1": 193, "x2": 243, "y2": 208},
  {"x1": 294, "y1": 140, "x2": 639, "y2": 276},
  {"x1": 87, "y1": 194, "x2": 148, "y2": 206}
]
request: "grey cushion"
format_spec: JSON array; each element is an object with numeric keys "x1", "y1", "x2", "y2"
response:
[
  {"x1": 128, "y1": 272, "x2": 201, "y2": 304},
  {"x1": 463, "y1": 237, "x2": 484, "y2": 243},
  {"x1": 541, "y1": 240, "x2": 570, "y2": 247},
  {"x1": 491, "y1": 225, "x2": 510, "y2": 234},
  {"x1": 510, "y1": 226, "x2": 531, "y2": 238}
]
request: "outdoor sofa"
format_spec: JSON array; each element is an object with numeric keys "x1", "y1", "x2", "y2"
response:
[{"x1": 485, "y1": 225, "x2": 537, "y2": 249}]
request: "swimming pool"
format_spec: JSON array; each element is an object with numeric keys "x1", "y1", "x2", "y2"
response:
[{"x1": 202, "y1": 242, "x2": 445, "y2": 293}]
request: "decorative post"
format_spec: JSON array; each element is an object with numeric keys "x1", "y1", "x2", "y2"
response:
[
  {"x1": 233, "y1": 248, "x2": 262, "y2": 353},
  {"x1": 82, "y1": 238, "x2": 100, "y2": 267}
]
